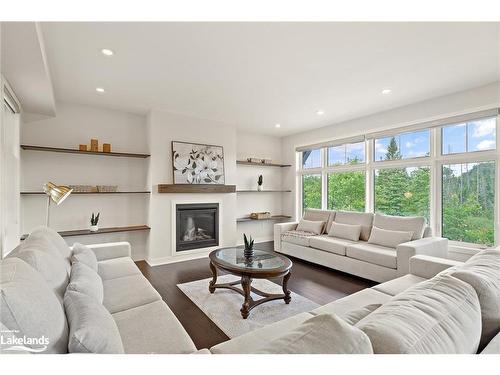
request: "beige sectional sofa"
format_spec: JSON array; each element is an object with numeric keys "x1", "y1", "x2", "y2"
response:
[{"x1": 274, "y1": 209, "x2": 448, "y2": 282}]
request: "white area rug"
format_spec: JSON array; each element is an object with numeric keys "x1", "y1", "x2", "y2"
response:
[{"x1": 178, "y1": 274, "x2": 319, "y2": 338}]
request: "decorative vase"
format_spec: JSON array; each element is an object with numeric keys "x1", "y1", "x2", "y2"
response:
[
  {"x1": 244, "y1": 247, "x2": 254, "y2": 259},
  {"x1": 257, "y1": 185, "x2": 263, "y2": 191},
  {"x1": 90, "y1": 225, "x2": 99, "y2": 232}
]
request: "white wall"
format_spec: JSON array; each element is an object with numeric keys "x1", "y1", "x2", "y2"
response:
[
  {"x1": 235, "y1": 131, "x2": 287, "y2": 243},
  {"x1": 281, "y1": 81, "x2": 500, "y2": 260},
  {"x1": 147, "y1": 110, "x2": 237, "y2": 265},
  {"x1": 20, "y1": 101, "x2": 150, "y2": 259}
]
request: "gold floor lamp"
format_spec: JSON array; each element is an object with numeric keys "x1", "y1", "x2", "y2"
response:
[{"x1": 43, "y1": 182, "x2": 73, "y2": 227}]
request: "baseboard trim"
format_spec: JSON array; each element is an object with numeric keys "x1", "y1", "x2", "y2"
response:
[{"x1": 146, "y1": 251, "x2": 210, "y2": 266}]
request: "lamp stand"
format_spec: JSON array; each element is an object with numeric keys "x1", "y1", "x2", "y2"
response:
[{"x1": 46, "y1": 196, "x2": 51, "y2": 227}]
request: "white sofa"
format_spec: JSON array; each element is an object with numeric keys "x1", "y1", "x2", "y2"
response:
[
  {"x1": 275, "y1": 209, "x2": 448, "y2": 282},
  {"x1": 0, "y1": 226, "x2": 196, "y2": 354}
]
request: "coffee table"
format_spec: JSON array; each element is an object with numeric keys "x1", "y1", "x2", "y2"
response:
[{"x1": 208, "y1": 247, "x2": 293, "y2": 319}]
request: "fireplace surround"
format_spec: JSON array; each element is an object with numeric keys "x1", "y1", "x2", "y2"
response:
[{"x1": 175, "y1": 203, "x2": 219, "y2": 252}]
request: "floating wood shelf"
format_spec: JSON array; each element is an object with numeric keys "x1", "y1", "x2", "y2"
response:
[
  {"x1": 57, "y1": 225, "x2": 150, "y2": 237},
  {"x1": 236, "y1": 215, "x2": 292, "y2": 223},
  {"x1": 236, "y1": 190, "x2": 292, "y2": 193},
  {"x1": 21, "y1": 191, "x2": 151, "y2": 195},
  {"x1": 21, "y1": 145, "x2": 150, "y2": 158},
  {"x1": 237, "y1": 160, "x2": 291, "y2": 167},
  {"x1": 158, "y1": 184, "x2": 236, "y2": 193}
]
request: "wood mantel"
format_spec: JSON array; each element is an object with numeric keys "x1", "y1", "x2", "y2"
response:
[{"x1": 157, "y1": 184, "x2": 236, "y2": 193}]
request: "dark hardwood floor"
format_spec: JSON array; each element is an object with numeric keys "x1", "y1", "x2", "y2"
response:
[{"x1": 136, "y1": 241, "x2": 376, "y2": 350}]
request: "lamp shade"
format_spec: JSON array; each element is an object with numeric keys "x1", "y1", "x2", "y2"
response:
[{"x1": 43, "y1": 182, "x2": 73, "y2": 205}]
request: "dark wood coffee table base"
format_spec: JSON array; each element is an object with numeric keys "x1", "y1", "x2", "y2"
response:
[{"x1": 209, "y1": 261, "x2": 291, "y2": 319}]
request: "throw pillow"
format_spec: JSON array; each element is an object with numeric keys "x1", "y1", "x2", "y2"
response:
[
  {"x1": 67, "y1": 262, "x2": 104, "y2": 303},
  {"x1": 64, "y1": 290, "x2": 124, "y2": 354},
  {"x1": 368, "y1": 226, "x2": 413, "y2": 248},
  {"x1": 295, "y1": 219, "x2": 324, "y2": 235},
  {"x1": 256, "y1": 313, "x2": 373, "y2": 354},
  {"x1": 328, "y1": 222, "x2": 362, "y2": 242},
  {"x1": 71, "y1": 243, "x2": 98, "y2": 271}
]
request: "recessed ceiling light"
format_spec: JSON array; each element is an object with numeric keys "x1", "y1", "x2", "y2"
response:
[
  {"x1": 96, "y1": 87, "x2": 105, "y2": 93},
  {"x1": 381, "y1": 89, "x2": 392, "y2": 95},
  {"x1": 275, "y1": 123, "x2": 281, "y2": 128},
  {"x1": 316, "y1": 110, "x2": 325, "y2": 116},
  {"x1": 101, "y1": 48, "x2": 114, "y2": 56}
]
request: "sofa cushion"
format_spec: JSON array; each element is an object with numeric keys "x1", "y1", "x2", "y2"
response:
[
  {"x1": 346, "y1": 243, "x2": 397, "y2": 269},
  {"x1": 97, "y1": 257, "x2": 142, "y2": 280},
  {"x1": 67, "y1": 262, "x2": 104, "y2": 303},
  {"x1": 357, "y1": 274, "x2": 481, "y2": 354},
  {"x1": 309, "y1": 235, "x2": 353, "y2": 256},
  {"x1": 102, "y1": 274, "x2": 161, "y2": 314},
  {"x1": 372, "y1": 274, "x2": 426, "y2": 296},
  {"x1": 112, "y1": 300, "x2": 197, "y2": 354},
  {"x1": 481, "y1": 331, "x2": 500, "y2": 354},
  {"x1": 0, "y1": 258, "x2": 68, "y2": 353},
  {"x1": 71, "y1": 243, "x2": 98, "y2": 272},
  {"x1": 311, "y1": 288, "x2": 392, "y2": 317},
  {"x1": 13, "y1": 247, "x2": 70, "y2": 300},
  {"x1": 27, "y1": 226, "x2": 72, "y2": 270},
  {"x1": 335, "y1": 211, "x2": 373, "y2": 241},
  {"x1": 210, "y1": 312, "x2": 315, "y2": 354},
  {"x1": 303, "y1": 209, "x2": 334, "y2": 234},
  {"x1": 368, "y1": 226, "x2": 413, "y2": 249},
  {"x1": 342, "y1": 304, "x2": 381, "y2": 325},
  {"x1": 256, "y1": 313, "x2": 373, "y2": 354},
  {"x1": 450, "y1": 249, "x2": 500, "y2": 351},
  {"x1": 64, "y1": 290, "x2": 124, "y2": 353},
  {"x1": 281, "y1": 230, "x2": 317, "y2": 247},
  {"x1": 328, "y1": 222, "x2": 361, "y2": 241},
  {"x1": 296, "y1": 219, "x2": 325, "y2": 235},
  {"x1": 373, "y1": 213, "x2": 425, "y2": 240}
]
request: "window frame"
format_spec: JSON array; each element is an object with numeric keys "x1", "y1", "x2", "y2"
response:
[{"x1": 296, "y1": 112, "x2": 500, "y2": 249}]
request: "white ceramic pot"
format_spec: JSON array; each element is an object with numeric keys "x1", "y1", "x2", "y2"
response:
[
  {"x1": 90, "y1": 225, "x2": 99, "y2": 232},
  {"x1": 257, "y1": 185, "x2": 263, "y2": 191}
]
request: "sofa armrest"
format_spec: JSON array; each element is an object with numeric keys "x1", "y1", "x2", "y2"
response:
[
  {"x1": 274, "y1": 222, "x2": 298, "y2": 251},
  {"x1": 409, "y1": 254, "x2": 463, "y2": 279},
  {"x1": 396, "y1": 237, "x2": 448, "y2": 276},
  {"x1": 84, "y1": 242, "x2": 132, "y2": 261}
]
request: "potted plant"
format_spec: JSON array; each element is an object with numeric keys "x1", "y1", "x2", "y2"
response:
[
  {"x1": 243, "y1": 233, "x2": 255, "y2": 259},
  {"x1": 257, "y1": 174, "x2": 263, "y2": 191},
  {"x1": 90, "y1": 212, "x2": 100, "y2": 232}
]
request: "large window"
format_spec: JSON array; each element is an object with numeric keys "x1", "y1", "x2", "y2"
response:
[
  {"x1": 374, "y1": 167, "x2": 430, "y2": 222},
  {"x1": 302, "y1": 174, "x2": 321, "y2": 210},
  {"x1": 328, "y1": 171, "x2": 365, "y2": 212},
  {"x1": 442, "y1": 161, "x2": 495, "y2": 246},
  {"x1": 297, "y1": 111, "x2": 498, "y2": 247}
]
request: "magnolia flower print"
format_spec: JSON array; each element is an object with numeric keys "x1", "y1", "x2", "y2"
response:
[{"x1": 173, "y1": 144, "x2": 224, "y2": 184}]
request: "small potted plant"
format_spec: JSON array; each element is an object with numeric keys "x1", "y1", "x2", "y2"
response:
[
  {"x1": 243, "y1": 233, "x2": 255, "y2": 259},
  {"x1": 257, "y1": 174, "x2": 263, "y2": 191},
  {"x1": 90, "y1": 212, "x2": 100, "y2": 232}
]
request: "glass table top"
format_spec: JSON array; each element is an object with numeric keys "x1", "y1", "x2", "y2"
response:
[{"x1": 212, "y1": 248, "x2": 286, "y2": 270}]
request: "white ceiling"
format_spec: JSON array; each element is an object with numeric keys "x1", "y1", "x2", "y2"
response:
[{"x1": 41, "y1": 22, "x2": 500, "y2": 136}]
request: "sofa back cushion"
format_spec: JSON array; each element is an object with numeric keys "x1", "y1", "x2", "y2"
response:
[
  {"x1": 67, "y1": 262, "x2": 104, "y2": 303},
  {"x1": 356, "y1": 274, "x2": 481, "y2": 354},
  {"x1": 296, "y1": 219, "x2": 325, "y2": 235},
  {"x1": 335, "y1": 211, "x2": 374, "y2": 241},
  {"x1": 303, "y1": 209, "x2": 334, "y2": 234},
  {"x1": 257, "y1": 313, "x2": 373, "y2": 354},
  {"x1": 368, "y1": 226, "x2": 413, "y2": 249},
  {"x1": 373, "y1": 213, "x2": 425, "y2": 240},
  {"x1": 451, "y1": 249, "x2": 500, "y2": 351},
  {"x1": 328, "y1": 222, "x2": 362, "y2": 242},
  {"x1": 0, "y1": 258, "x2": 69, "y2": 354},
  {"x1": 64, "y1": 290, "x2": 124, "y2": 354},
  {"x1": 71, "y1": 243, "x2": 98, "y2": 272},
  {"x1": 27, "y1": 226, "x2": 72, "y2": 271}
]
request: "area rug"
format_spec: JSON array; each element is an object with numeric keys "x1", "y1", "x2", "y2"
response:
[{"x1": 177, "y1": 274, "x2": 319, "y2": 338}]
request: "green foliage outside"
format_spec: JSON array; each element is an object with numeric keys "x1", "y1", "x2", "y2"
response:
[
  {"x1": 328, "y1": 171, "x2": 365, "y2": 212},
  {"x1": 302, "y1": 174, "x2": 321, "y2": 210}
]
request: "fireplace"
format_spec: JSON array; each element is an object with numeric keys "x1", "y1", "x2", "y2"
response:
[{"x1": 176, "y1": 203, "x2": 219, "y2": 252}]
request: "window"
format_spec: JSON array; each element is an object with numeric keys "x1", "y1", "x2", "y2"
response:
[
  {"x1": 442, "y1": 117, "x2": 496, "y2": 155},
  {"x1": 442, "y1": 161, "x2": 495, "y2": 246},
  {"x1": 327, "y1": 171, "x2": 365, "y2": 212},
  {"x1": 375, "y1": 130, "x2": 430, "y2": 161},
  {"x1": 327, "y1": 142, "x2": 365, "y2": 166},
  {"x1": 302, "y1": 149, "x2": 321, "y2": 169},
  {"x1": 374, "y1": 166, "x2": 430, "y2": 222},
  {"x1": 302, "y1": 174, "x2": 322, "y2": 210}
]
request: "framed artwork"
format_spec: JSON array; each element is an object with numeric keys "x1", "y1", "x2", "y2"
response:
[{"x1": 172, "y1": 141, "x2": 225, "y2": 184}]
